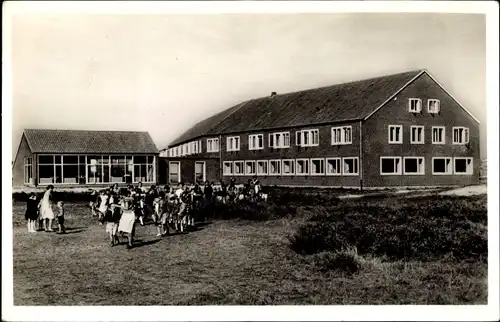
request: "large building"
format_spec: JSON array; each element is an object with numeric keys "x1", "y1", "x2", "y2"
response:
[
  {"x1": 13, "y1": 129, "x2": 159, "y2": 188},
  {"x1": 161, "y1": 69, "x2": 480, "y2": 188}
]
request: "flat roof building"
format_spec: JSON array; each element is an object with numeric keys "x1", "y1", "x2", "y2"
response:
[{"x1": 13, "y1": 129, "x2": 159, "y2": 188}]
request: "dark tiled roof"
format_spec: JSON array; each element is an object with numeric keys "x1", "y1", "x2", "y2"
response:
[
  {"x1": 169, "y1": 70, "x2": 423, "y2": 147},
  {"x1": 24, "y1": 129, "x2": 159, "y2": 154},
  {"x1": 169, "y1": 101, "x2": 248, "y2": 146}
]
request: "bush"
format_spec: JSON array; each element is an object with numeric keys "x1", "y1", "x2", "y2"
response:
[
  {"x1": 310, "y1": 249, "x2": 362, "y2": 275},
  {"x1": 203, "y1": 199, "x2": 297, "y2": 221},
  {"x1": 289, "y1": 195, "x2": 487, "y2": 262}
]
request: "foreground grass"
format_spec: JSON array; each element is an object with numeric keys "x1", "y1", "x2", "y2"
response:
[{"x1": 12, "y1": 197, "x2": 487, "y2": 305}]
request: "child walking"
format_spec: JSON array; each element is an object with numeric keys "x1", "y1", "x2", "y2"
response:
[
  {"x1": 154, "y1": 191, "x2": 166, "y2": 236},
  {"x1": 25, "y1": 192, "x2": 39, "y2": 233},
  {"x1": 118, "y1": 197, "x2": 136, "y2": 249},
  {"x1": 97, "y1": 190, "x2": 109, "y2": 225},
  {"x1": 106, "y1": 196, "x2": 122, "y2": 246},
  {"x1": 56, "y1": 201, "x2": 66, "y2": 234}
]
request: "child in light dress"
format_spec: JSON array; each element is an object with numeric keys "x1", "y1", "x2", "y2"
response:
[
  {"x1": 118, "y1": 197, "x2": 136, "y2": 249},
  {"x1": 97, "y1": 190, "x2": 110, "y2": 225}
]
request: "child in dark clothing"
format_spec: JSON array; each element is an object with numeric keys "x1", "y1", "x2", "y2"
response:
[
  {"x1": 106, "y1": 197, "x2": 122, "y2": 246},
  {"x1": 25, "y1": 192, "x2": 39, "y2": 233}
]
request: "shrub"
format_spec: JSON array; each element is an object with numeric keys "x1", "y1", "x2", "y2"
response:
[
  {"x1": 310, "y1": 249, "x2": 362, "y2": 275},
  {"x1": 289, "y1": 195, "x2": 487, "y2": 262}
]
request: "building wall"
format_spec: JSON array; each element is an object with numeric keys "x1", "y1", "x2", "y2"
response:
[
  {"x1": 218, "y1": 122, "x2": 362, "y2": 186},
  {"x1": 160, "y1": 157, "x2": 221, "y2": 185},
  {"x1": 362, "y1": 72, "x2": 480, "y2": 187},
  {"x1": 12, "y1": 134, "x2": 34, "y2": 187}
]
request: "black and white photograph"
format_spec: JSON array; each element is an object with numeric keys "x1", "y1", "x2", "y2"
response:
[{"x1": 2, "y1": 1, "x2": 499, "y2": 321}]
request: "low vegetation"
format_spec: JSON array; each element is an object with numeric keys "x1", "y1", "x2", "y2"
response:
[{"x1": 11, "y1": 187, "x2": 487, "y2": 305}]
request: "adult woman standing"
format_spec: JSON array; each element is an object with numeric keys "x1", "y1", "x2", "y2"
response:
[{"x1": 38, "y1": 185, "x2": 55, "y2": 232}]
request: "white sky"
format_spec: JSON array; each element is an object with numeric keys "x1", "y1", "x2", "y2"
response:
[{"x1": 10, "y1": 13, "x2": 486, "y2": 157}]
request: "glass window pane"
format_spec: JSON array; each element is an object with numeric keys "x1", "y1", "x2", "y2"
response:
[
  {"x1": 62, "y1": 164, "x2": 78, "y2": 184},
  {"x1": 79, "y1": 156, "x2": 86, "y2": 164},
  {"x1": 111, "y1": 156, "x2": 125, "y2": 164},
  {"x1": 110, "y1": 163, "x2": 126, "y2": 183},
  {"x1": 102, "y1": 164, "x2": 110, "y2": 183},
  {"x1": 39, "y1": 155, "x2": 54, "y2": 164},
  {"x1": 134, "y1": 156, "x2": 147, "y2": 164},
  {"x1": 79, "y1": 165, "x2": 86, "y2": 184},
  {"x1": 63, "y1": 155, "x2": 79, "y2": 164},
  {"x1": 147, "y1": 156, "x2": 154, "y2": 163},
  {"x1": 55, "y1": 165, "x2": 62, "y2": 183},
  {"x1": 39, "y1": 165, "x2": 54, "y2": 184},
  {"x1": 54, "y1": 155, "x2": 62, "y2": 164}
]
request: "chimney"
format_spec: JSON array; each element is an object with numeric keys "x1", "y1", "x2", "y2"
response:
[{"x1": 270, "y1": 92, "x2": 277, "y2": 97}]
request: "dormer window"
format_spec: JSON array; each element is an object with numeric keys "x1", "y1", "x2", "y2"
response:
[
  {"x1": 428, "y1": 99, "x2": 440, "y2": 114},
  {"x1": 409, "y1": 98, "x2": 422, "y2": 113}
]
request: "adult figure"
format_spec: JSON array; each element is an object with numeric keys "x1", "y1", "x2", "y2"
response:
[{"x1": 39, "y1": 185, "x2": 55, "y2": 232}]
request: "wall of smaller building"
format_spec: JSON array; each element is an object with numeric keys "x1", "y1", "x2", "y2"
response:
[
  {"x1": 362, "y1": 72, "x2": 480, "y2": 187},
  {"x1": 159, "y1": 157, "x2": 221, "y2": 185},
  {"x1": 12, "y1": 134, "x2": 34, "y2": 187}
]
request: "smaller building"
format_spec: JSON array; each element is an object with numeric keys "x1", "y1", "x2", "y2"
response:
[{"x1": 13, "y1": 129, "x2": 159, "y2": 188}]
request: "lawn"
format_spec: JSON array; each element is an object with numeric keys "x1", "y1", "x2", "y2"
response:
[{"x1": 12, "y1": 191, "x2": 487, "y2": 305}]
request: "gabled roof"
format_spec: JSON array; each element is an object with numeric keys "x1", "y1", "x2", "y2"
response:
[
  {"x1": 168, "y1": 69, "x2": 424, "y2": 147},
  {"x1": 23, "y1": 129, "x2": 159, "y2": 154}
]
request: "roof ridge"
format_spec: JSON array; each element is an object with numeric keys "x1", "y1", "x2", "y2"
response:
[
  {"x1": 248, "y1": 69, "x2": 423, "y2": 101},
  {"x1": 25, "y1": 128, "x2": 149, "y2": 133}
]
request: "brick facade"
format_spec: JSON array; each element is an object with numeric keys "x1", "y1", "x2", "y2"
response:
[{"x1": 362, "y1": 73, "x2": 480, "y2": 187}]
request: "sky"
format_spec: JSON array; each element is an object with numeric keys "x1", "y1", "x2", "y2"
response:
[{"x1": 10, "y1": 12, "x2": 486, "y2": 158}]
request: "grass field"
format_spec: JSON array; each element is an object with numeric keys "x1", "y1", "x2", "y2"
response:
[{"x1": 12, "y1": 190, "x2": 487, "y2": 305}]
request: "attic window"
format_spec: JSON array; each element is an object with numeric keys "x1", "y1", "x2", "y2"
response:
[
  {"x1": 428, "y1": 99, "x2": 440, "y2": 114},
  {"x1": 409, "y1": 98, "x2": 422, "y2": 113}
]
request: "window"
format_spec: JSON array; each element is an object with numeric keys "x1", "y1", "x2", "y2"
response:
[
  {"x1": 269, "y1": 132, "x2": 290, "y2": 148},
  {"x1": 257, "y1": 160, "x2": 268, "y2": 175},
  {"x1": 403, "y1": 157, "x2": 425, "y2": 175},
  {"x1": 234, "y1": 161, "x2": 244, "y2": 175},
  {"x1": 310, "y1": 158, "x2": 325, "y2": 175},
  {"x1": 296, "y1": 159, "x2": 309, "y2": 175},
  {"x1": 282, "y1": 159, "x2": 295, "y2": 175},
  {"x1": 380, "y1": 157, "x2": 402, "y2": 175},
  {"x1": 133, "y1": 156, "x2": 155, "y2": 183},
  {"x1": 325, "y1": 158, "x2": 341, "y2": 176},
  {"x1": 331, "y1": 126, "x2": 353, "y2": 145},
  {"x1": 226, "y1": 136, "x2": 240, "y2": 151},
  {"x1": 454, "y1": 157, "x2": 473, "y2": 175},
  {"x1": 453, "y1": 127, "x2": 469, "y2": 145},
  {"x1": 296, "y1": 129, "x2": 319, "y2": 147},
  {"x1": 432, "y1": 157, "x2": 452, "y2": 175},
  {"x1": 432, "y1": 127, "x2": 445, "y2": 144},
  {"x1": 342, "y1": 157, "x2": 359, "y2": 175},
  {"x1": 388, "y1": 125, "x2": 403, "y2": 144},
  {"x1": 410, "y1": 126, "x2": 425, "y2": 144},
  {"x1": 207, "y1": 138, "x2": 220, "y2": 153},
  {"x1": 245, "y1": 161, "x2": 256, "y2": 175},
  {"x1": 195, "y1": 161, "x2": 205, "y2": 182},
  {"x1": 169, "y1": 161, "x2": 181, "y2": 184},
  {"x1": 37, "y1": 154, "x2": 155, "y2": 185},
  {"x1": 223, "y1": 161, "x2": 233, "y2": 175},
  {"x1": 428, "y1": 99, "x2": 440, "y2": 114},
  {"x1": 409, "y1": 98, "x2": 422, "y2": 113},
  {"x1": 269, "y1": 160, "x2": 281, "y2": 175},
  {"x1": 24, "y1": 157, "x2": 33, "y2": 184},
  {"x1": 249, "y1": 134, "x2": 264, "y2": 150}
]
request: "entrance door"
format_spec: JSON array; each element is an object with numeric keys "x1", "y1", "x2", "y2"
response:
[{"x1": 194, "y1": 161, "x2": 206, "y2": 183}]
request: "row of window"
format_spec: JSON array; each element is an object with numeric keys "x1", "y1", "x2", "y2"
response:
[
  {"x1": 24, "y1": 155, "x2": 156, "y2": 185},
  {"x1": 388, "y1": 125, "x2": 469, "y2": 145},
  {"x1": 222, "y1": 157, "x2": 360, "y2": 176},
  {"x1": 409, "y1": 98, "x2": 440, "y2": 114},
  {"x1": 380, "y1": 157, "x2": 473, "y2": 175},
  {"x1": 166, "y1": 122, "x2": 468, "y2": 157}
]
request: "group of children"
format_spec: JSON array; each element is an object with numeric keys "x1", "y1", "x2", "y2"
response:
[
  {"x1": 24, "y1": 185, "x2": 66, "y2": 234},
  {"x1": 24, "y1": 178, "x2": 267, "y2": 249}
]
